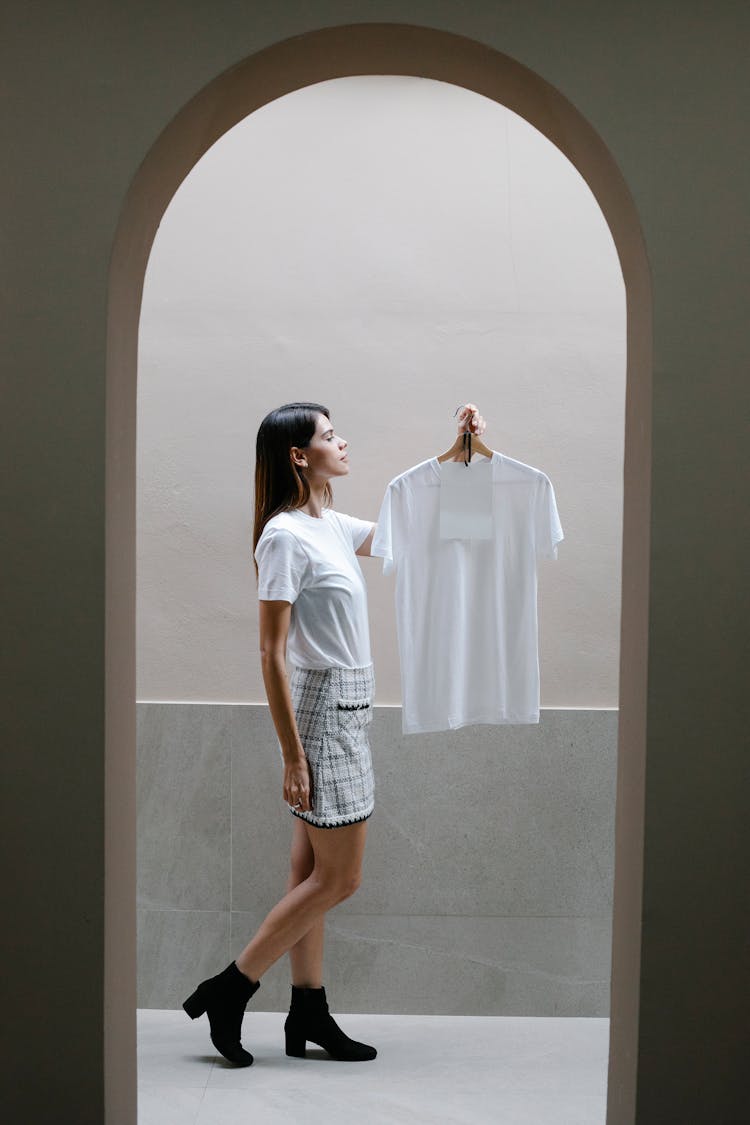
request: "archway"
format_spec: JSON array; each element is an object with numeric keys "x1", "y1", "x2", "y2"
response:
[{"x1": 106, "y1": 23, "x2": 651, "y2": 1122}]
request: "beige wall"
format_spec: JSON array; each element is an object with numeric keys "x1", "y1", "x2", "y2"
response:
[
  {"x1": 137, "y1": 75, "x2": 624, "y2": 704},
  {"x1": 2, "y1": 7, "x2": 747, "y2": 1125}
]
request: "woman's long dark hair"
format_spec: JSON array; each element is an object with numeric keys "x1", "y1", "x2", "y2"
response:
[{"x1": 252, "y1": 402, "x2": 334, "y2": 582}]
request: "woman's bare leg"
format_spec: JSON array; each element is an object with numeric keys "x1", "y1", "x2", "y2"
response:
[
  {"x1": 235, "y1": 818, "x2": 368, "y2": 983},
  {"x1": 284, "y1": 817, "x2": 324, "y2": 987}
]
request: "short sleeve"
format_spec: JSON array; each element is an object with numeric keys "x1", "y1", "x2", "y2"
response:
[
  {"x1": 371, "y1": 482, "x2": 397, "y2": 576},
  {"x1": 254, "y1": 528, "x2": 309, "y2": 602},
  {"x1": 338, "y1": 511, "x2": 376, "y2": 551},
  {"x1": 535, "y1": 475, "x2": 564, "y2": 561}
]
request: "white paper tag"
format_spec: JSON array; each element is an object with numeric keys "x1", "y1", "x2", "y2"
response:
[{"x1": 439, "y1": 456, "x2": 494, "y2": 539}]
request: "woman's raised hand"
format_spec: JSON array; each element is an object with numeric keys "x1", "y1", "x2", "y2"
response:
[{"x1": 456, "y1": 403, "x2": 486, "y2": 436}]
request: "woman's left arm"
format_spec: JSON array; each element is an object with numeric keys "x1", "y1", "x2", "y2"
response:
[
  {"x1": 355, "y1": 524, "x2": 377, "y2": 557},
  {"x1": 355, "y1": 403, "x2": 486, "y2": 558}
]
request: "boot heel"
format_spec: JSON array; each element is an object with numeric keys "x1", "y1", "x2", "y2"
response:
[
  {"x1": 285, "y1": 1029, "x2": 307, "y2": 1058},
  {"x1": 182, "y1": 988, "x2": 207, "y2": 1019}
]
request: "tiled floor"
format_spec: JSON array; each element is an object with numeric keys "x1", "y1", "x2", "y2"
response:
[{"x1": 138, "y1": 1009, "x2": 609, "y2": 1124}]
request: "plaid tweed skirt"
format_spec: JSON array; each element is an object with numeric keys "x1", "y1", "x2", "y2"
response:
[{"x1": 280, "y1": 662, "x2": 375, "y2": 829}]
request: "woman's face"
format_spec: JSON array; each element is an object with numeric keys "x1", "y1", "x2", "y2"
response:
[{"x1": 292, "y1": 413, "x2": 349, "y2": 481}]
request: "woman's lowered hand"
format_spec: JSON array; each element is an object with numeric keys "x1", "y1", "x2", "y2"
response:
[{"x1": 283, "y1": 756, "x2": 312, "y2": 812}]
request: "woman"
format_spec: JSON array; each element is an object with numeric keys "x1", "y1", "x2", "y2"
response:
[{"x1": 183, "y1": 399, "x2": 486, "y2": 1067}]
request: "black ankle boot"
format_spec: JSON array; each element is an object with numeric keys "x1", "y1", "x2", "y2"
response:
[
  {"x1": 183, "y1": 961, "x2": 261, "y2": 1066},
  {"x1": 284, "y1": 985, "x2": 377, "y2": 1061}
]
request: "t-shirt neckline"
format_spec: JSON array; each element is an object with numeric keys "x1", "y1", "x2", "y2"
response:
[
  {"x1": 289, "y1": 507, "x2": 330, "y2": 521},
  {"x1": 430, "y1": 450, "x2": 499, "y2": 479}
]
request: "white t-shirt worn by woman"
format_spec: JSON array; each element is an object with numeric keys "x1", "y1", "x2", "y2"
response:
[{"x1": 254, "y1": 508, "x2": 375, "y2": 669}]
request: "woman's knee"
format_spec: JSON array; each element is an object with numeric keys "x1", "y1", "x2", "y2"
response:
[
  {"x1": 310, "y1": 868, "x2": 362, "y2": 904},
  {"x1": 302, "y1": 818, "x2": 367, "y2": 903},
  {"x1": 347, "y1": 870, "x2": 363, "y2": 898},
  {"x1": 333, "y1": 869, "x2": 362, "y2": 902}
]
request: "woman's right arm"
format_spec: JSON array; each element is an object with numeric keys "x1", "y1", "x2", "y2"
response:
[{"x1": 259, "y1": 600, "x2": 312, "y2": 812}]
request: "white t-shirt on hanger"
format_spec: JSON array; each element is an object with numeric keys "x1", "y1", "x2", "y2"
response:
[
  {"x1": 255, "y1": 509, "x2": 375, "y2": 670},
  {"x1": 371, "y1": 451, "x2": 564, "y2": 734}
]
